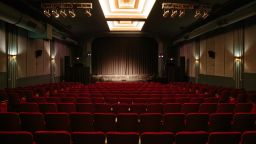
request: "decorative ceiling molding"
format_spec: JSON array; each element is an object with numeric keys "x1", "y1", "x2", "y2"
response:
[
  {"x1": 107, "y1": 21, "x2": 145, "y2": 31},
  {"x1": 99, "y1": 0, "x2": 156, "y2": 19},
  {"x1": 99, "y1": 0, "x2": 155, "y2": 31}
]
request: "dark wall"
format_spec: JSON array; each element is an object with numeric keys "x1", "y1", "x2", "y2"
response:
[
  {"x1": 244, "y1": 73, "x2": 256, "y2": 91},
  {"x1": 198, "y1": 74, "x2": 235, "y2": 88},
  {"x1": 92, "y1": 37, "x2": 158, "y2": 75}
]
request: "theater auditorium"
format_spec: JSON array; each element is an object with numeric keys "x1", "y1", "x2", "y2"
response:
[{"x1": 0, "y1": 0, "x2": 256, "y2": 144}]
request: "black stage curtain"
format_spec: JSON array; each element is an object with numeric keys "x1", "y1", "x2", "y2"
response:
[{"x1": 92, "y1": 37, "x2": 158, "y2": 75}]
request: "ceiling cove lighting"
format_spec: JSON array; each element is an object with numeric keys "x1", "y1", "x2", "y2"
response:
[
  {"x1": 107, "y1": 21, "x2": 145, "y2": 31},
  {"x1": 99, "y1": 0, "x2": 156, "y2": 19}
]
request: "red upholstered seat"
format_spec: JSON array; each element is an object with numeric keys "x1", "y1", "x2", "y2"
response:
[
  {"x1": 241, "y1": 131, "x2": 256, "y2": 144},
  {"x1": 107, "y1": 132, "x2": 139, "y2": 144},
  {"x1": 35, "y1": 131, "x2": 71, "y2": 144},
  {"x1": 72, "y1": 131, "x2": 105, "y2": 144},
  {"x1": 175, "y1": 131, "x2": 208, "y2": 144},
  {"x1": 163, "y1": 113, "x2": 185, "y2": 132},
  {"x1": 117, "y1": 113, "x2": 138, "y2": 132},
  {"x1": 20, "y1": 112, "x2": 45, "y2": 132},
  {"x1": 70, "y1": 112, "x2": 94, "y2": 131},
  {"x1": 0, "y1": 131, "x2": 33, "y2": 144},
  {"x1": 141, "y1": 132, "x2": 174, "y2": 144},
  {"x1": 0, "y1": 112, "x2": 20, "y2": 131},
  {"x1": 208, "y1": 132, "x2": 241, "y2": 144}
]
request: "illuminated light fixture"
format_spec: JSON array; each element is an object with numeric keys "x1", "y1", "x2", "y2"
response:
[
  {"x1": 60, "y1": 10, "x2": 67, "y2": 17},
  {"x1": 171, "y1": 10, "x2": 178, "y2": 18},
  {"x1": 43, "y1": 9, "x2": 51, "y2": 17},
  {"x1": 234, "y1": 56, "x2": 241, "y2": 62},
  {"x1": 99, "y1": 0, "x2": 156, "y2": 19},
  {"x1": 52, "y1": 10, "x2": 59, "y2": 18},
  {"x1": 162, "y1": 2, "x2": 211, "y2": 19},
  {"x1": 42, "y1": 2, "x2": 92, "y2": 18},
  {"x1": 69, "y1": 10, "x2": 76, "y2": 18},
  {"x1": 179, "y1": 9, "x2": 185, "y2": 17},
  {"x1": 9, "y1": 55, "x2": 17, "y2": 61},
  {"x1": 107, "y1": 21, "x2": 145, "y2": 31},
  {"x1": 85, "y1": 9, "x2": 92, "y2": 17},
  {"x1": 163, "y1": 9, "x2": 170, "y2": 17},
  {"x1": 202, "y1": 11, "x2": 209, "y2": 19},
  {"x1": 163, "y1": 10, "x2": 170, "y2": 18},
  {"x1": 194, "y1": 9, "x2": 201, "y2": 19}
]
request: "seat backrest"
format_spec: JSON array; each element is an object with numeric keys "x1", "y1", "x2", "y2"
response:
[
  {"x1": 20, "y1": 112, "x2": 45, "y2": 132},
  {"x1": 208, "y1": 132, "x2": 241, "y2": 144},
  {"x1": 107, "y1": 132, "x2": 139, "y2": 144},
  {"x1": 69, "y1": 112, "x2": 94, "y2": 131},
  {"x1": 216, "y1": 103, "x2": 235, "y2": 113},
  {"x1": 140, "y1": 113, "x2": 162, "y2": 132},
  {"x1": 199, "y1": 103, "x2": 217, "y2": 113},
  {"x1": 146, "y1": 104, "x2": 162, "y2": 113},
  {"x1": 0, "y1": 112, "x2": 20, "y2": 131},
  {"x1": 94, "y1": 113, "x2": 116, "y2": 132},
  {"x1": 186, "y1": 113, "x2": 209, "y2": 131},
  {"x1": 17, "y1": 103, "x2": 39, "y2": 112},
  {"x1": 241, "y1": 131, "x2": 256, "y2": 144},
  {"x1": 76, "y1": 103, "x2": 95, "y2": 113},
  {"x1": 117, "y1": 113, "x2": 138, "y2": 132},
  {"x1": 0, "y1": 131, "x2": 33, "y2": 144},
  {"x1": 181, "y1": 103, "x2": 199, "y2": 113},
  {"x1": 72, "y1": 132, "x2": 105, "y2": 144},
  {"x1": 57, "y1": 103, "x2": 76, "y2": 112},
  {"x1": 175, "y1": 131, "x2": 208, "y2": 144},
  {"x1": 234, "y1": 103, "x2": 253, "y2": 113},
  {"x1": 209, "y1": 113, "x2": 233, "y2": 132},
  {"x1": 232, "y1": 113, "x2": 256, "y2": 131},
  {"x1": 163, "y1": 113, "x2": 185, "y2": 132},
  {"x1": 45, "y1": 113, "x2": 70, "y2": 130},
  {"x1": 141, "y1": 132, "x2": 174, "y2": 144},
  {"x1": 163, "y1": 103, "x2": 181, "y2": 113},
  {"x1": 39, "y1": 103, "x2": 57, "y2": 113},
  {"x1": 35, "y1": 131, "x2": 71, "y2": 144}
]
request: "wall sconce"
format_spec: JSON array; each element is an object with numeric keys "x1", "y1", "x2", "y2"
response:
[
  {"x1": 158, "y1": 54, "x2": 164, "y2": 58},
  {"x1": 50, "y1": 57, "x2": 55, "y2": 62},
  {"x1": 9, "y1": 55, "x2": 16, "y2": 61},
  {"x1": 234, "y1": 56, "x2": 241, "y2": 62},
  {"x1": 195, "y1": 58, "x2": 199, "y2": 63}
]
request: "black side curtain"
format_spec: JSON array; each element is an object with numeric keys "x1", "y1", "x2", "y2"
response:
[{"x1": 92, "y1": 37, "x2": 158, "y2": 75}]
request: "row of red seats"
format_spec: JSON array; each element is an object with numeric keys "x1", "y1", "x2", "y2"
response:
[
  {"x1": 0, "y1": 131, "x2": 255, "y2": 144},
  {"x1": 28, "y1": 97, "x2": 220, "y2": 104},
  {"x1": 15, "y1": 102, "x2": 253, "y2": 113},
  {"x1": 1, "y1": 112, "x2": 255, "y2": 132}
]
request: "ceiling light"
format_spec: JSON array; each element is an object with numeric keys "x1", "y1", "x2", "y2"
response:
[
  {"x1": 41, "y1": 2, "x2": 92, "y2": 18},
  {"x1": 99, "y1": 0, "x2": 156, "y2": 19},
  {"x1": 202, "y1": 11, "x2": 209, "y2": 19},
  {"x1": 107, "y1": 21, "x2": 145, "y2": 31},
  {"x1": 179, "y1": 10, "x2": 185, "y2": 17},
  {"x1": 43, "y1": 9, "x2": 51, "y2": 17},
  {"x1": 194, "y1": 9, "x2": 201, "y2": 19},
  {"x1": 60, "y1": 10, "x2": 67, "y2": 17},
  {"x1": 52, "y1": 10, "x2": 59, "y2": 18},
  {"x1": 162, "y1": 2, "x2": 211, "y2": 19},
  {"x1": 69, "y1": 10, "x2": 76, "y2": 18},
  {"x1": 85, "y1": 9, "x2": 92, "y2": 17},
  {"x1": 171, "y1": 10, "x2": 178, "y2": 18},
  {"x1": 163, "y1": 9, "x2": 170, "y2": 18}
]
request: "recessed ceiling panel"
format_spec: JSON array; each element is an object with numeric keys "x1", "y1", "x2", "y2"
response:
[
  {"x1": 99, "y1": 0, "x2": 156, "y2": 19},
  {"x1": 107, "y1": 21, "x2": 145, "y2": 31}
]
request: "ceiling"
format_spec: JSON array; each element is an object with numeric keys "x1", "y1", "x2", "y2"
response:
[{"x1": 1, "y1": 0, "x2": 254, "y2": 41}]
